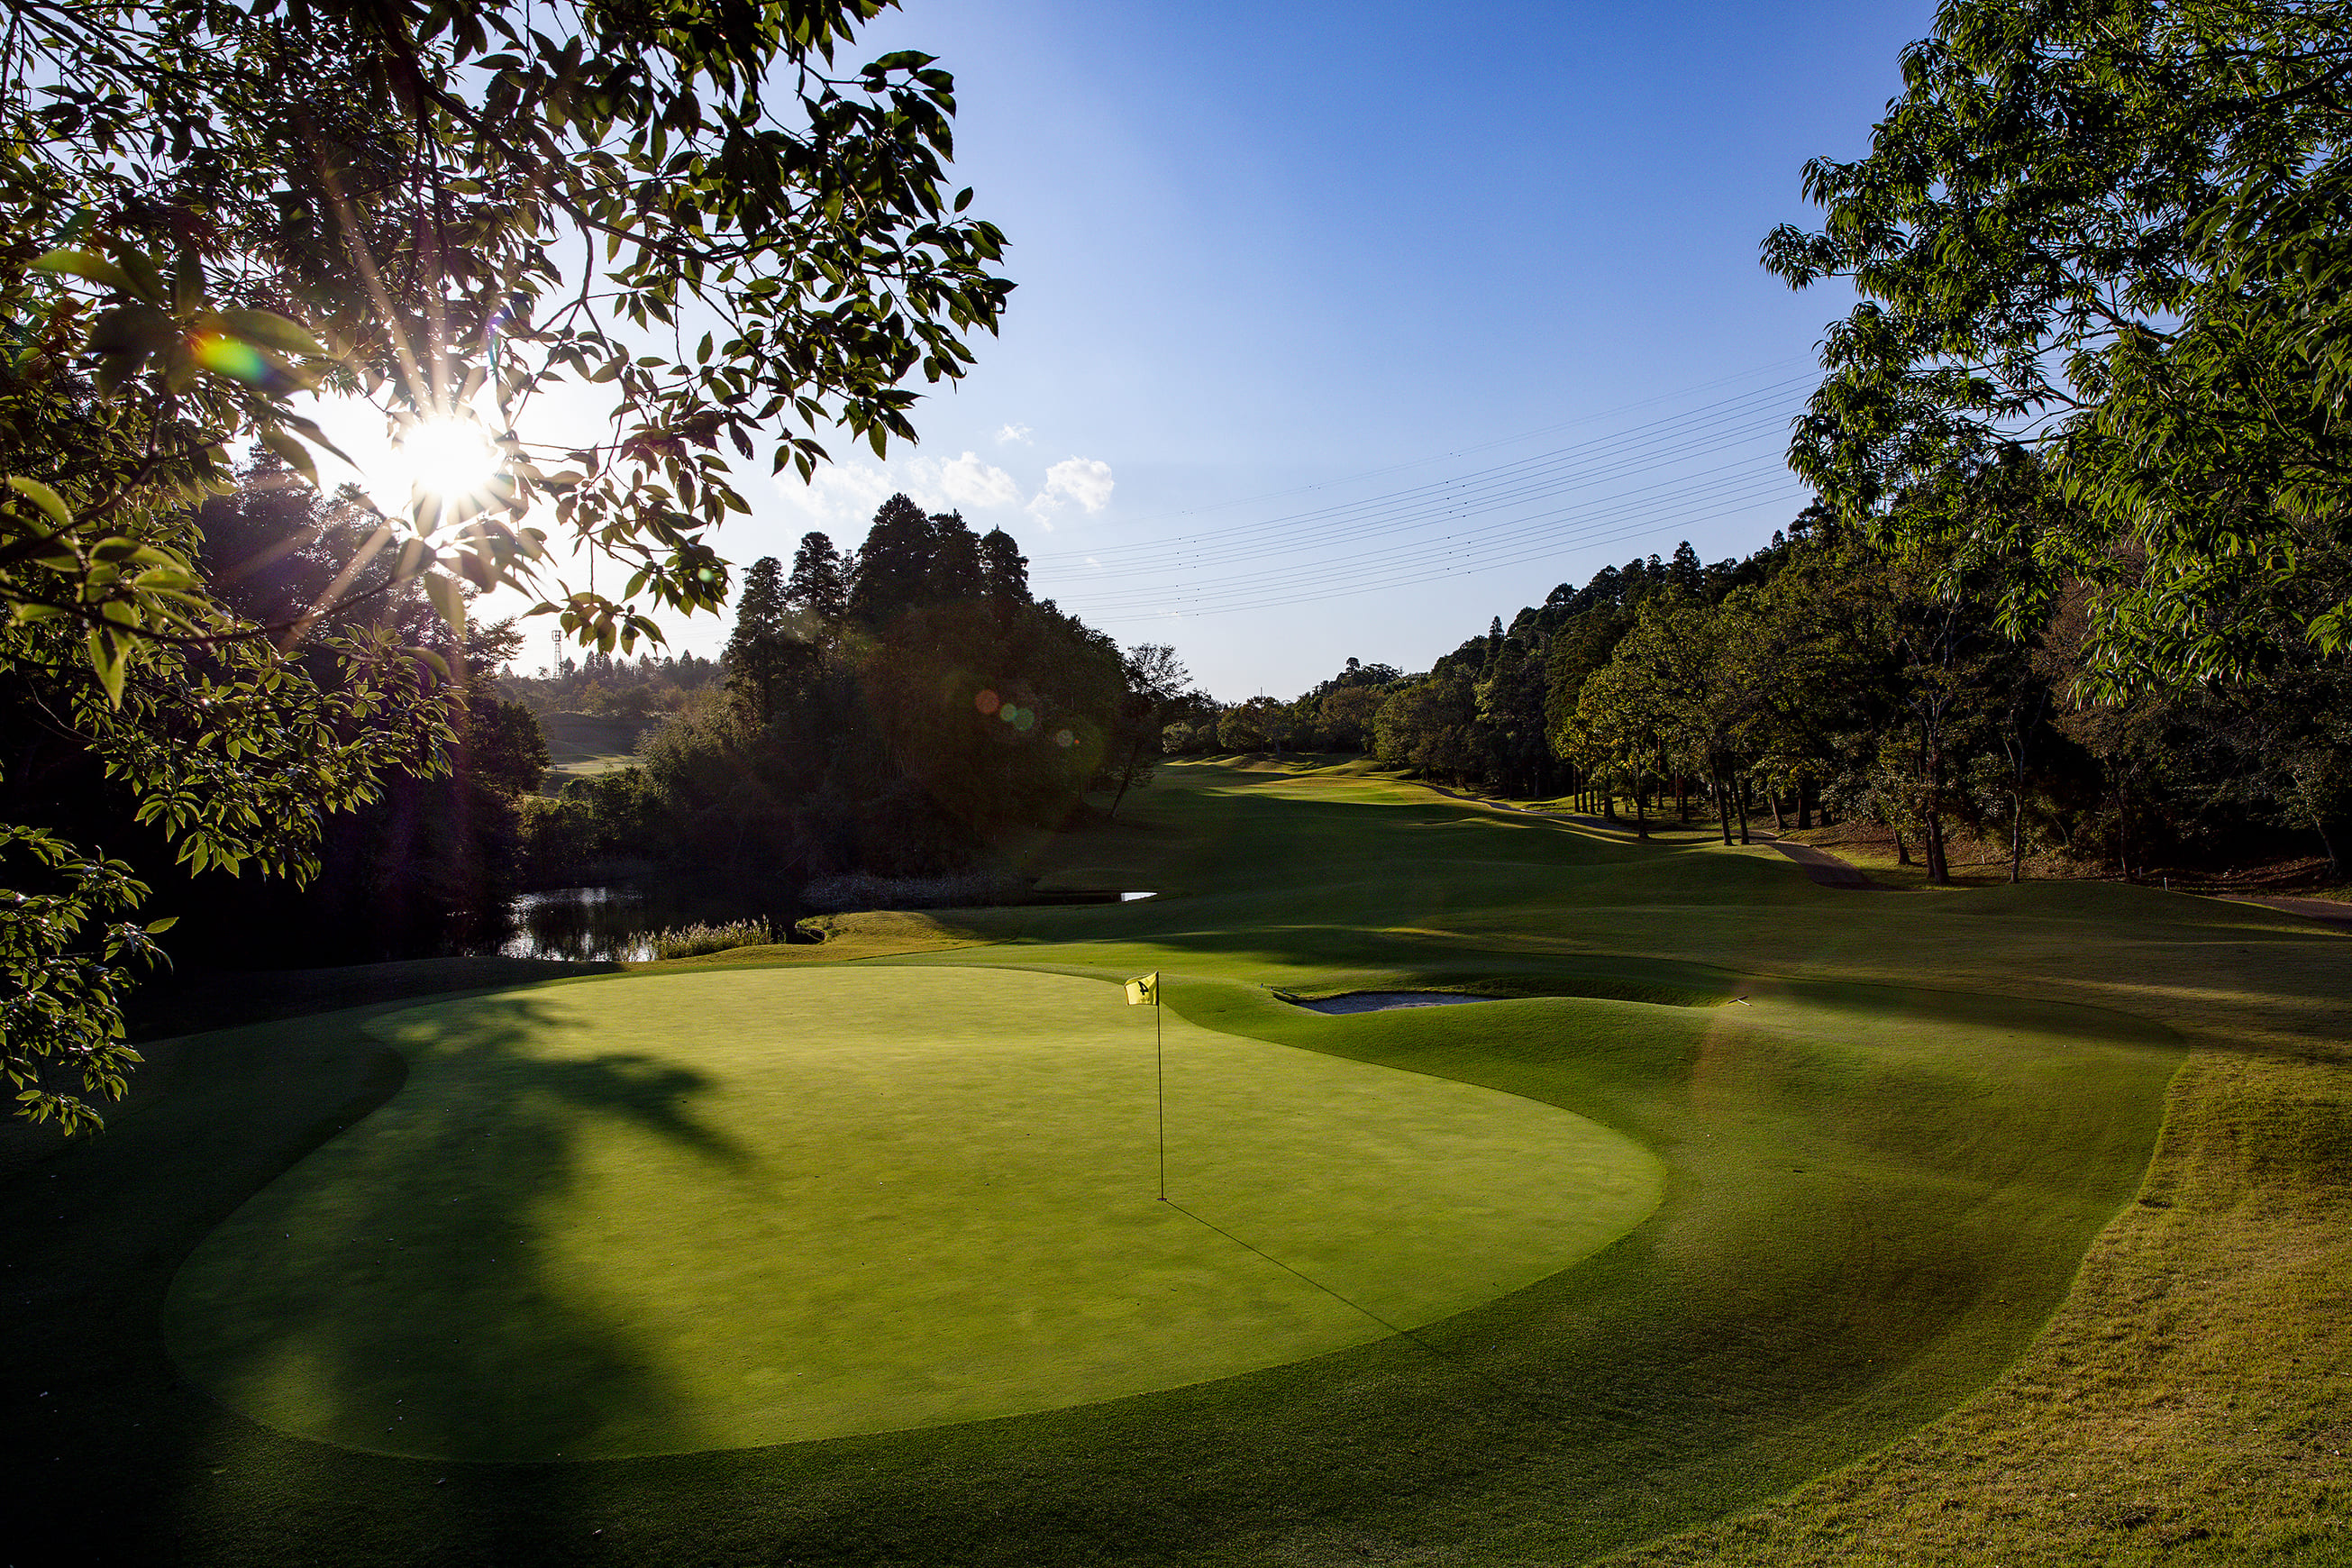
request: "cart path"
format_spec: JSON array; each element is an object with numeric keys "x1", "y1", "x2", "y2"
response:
[
  {"x1": 2220, "y1": 895, "x2": 2352, "y2": 928},
  {"x1": 1763, "y1": 839, "x2": 1883, "y2": 889}
]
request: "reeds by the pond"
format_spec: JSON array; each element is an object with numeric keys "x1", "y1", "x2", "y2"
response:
[{"x1": 647, "y1": 918, "x2": 773, "y2": 960}]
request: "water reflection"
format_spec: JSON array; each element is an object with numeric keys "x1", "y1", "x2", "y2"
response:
[
  {"x1": 499, "y1": 883, "x2": 790, "y2": 963},
  {"x1": 496, "y1": 884, "x2": 1162, "y2": 962},
  {"x1": 500, "y1": 886, "x2": 658, "y2": 962}
]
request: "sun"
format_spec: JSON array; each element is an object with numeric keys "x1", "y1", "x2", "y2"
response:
[{"x1": 394, "y1": 415, "x2": 506, "y2": 520}]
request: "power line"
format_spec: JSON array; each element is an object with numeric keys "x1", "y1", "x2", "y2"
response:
[
  {"x1": 1027, "y1": 373, "x2": 1814, "y2": 567},
  {"x1": 1047, "y1": 353, "x2": 1818, "y2": 536},
  {"x1": 1062, "y1": 458, "x2": 1793, "y2": 612},
  {"x1": 1061, "y1": 470, "x2": 1803, "y2": 621},
  {"x1": 1016, "y1": 357, "x2": 1820, "y2": 632}
]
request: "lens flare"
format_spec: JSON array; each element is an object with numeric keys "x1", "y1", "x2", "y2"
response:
[
  {"x1": 188, "y1": 333, "x2": 270, "y2": 385},
  {"x1": 973, "y1": 688, "x2": 1001, "y2": 716}
]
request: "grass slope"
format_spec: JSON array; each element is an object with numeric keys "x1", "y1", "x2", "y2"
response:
[{"x1": 4, "y1": 758, "x2": 2341, "y2": 1564}]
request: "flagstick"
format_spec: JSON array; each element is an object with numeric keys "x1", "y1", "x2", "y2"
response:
[{"x1": 1155, "y1": 990, "x2": 1166, "y2": 1202}]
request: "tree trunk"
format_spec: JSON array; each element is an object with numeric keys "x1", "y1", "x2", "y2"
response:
[
  {"x1": 2316, "y1": 816, "x2": 2341, "y2": 879},
  {"x1": 1895, "y1": 825, "x2": 1912, "y2": 867},
  {"x1": 1797, "y1": 777, "x2": 1814, "y2": 830},
  {"x1": 1767, "y1": 786, "x2": 1784, "y2": 834},
  {"x1": 1106, "y1": 722, "x2": 1152, "y2": 821},
  {"x1": 1715, "y1": 772, "x2": 1733, "y2": 846},
  {"x1": 1925, "y1": 812, "x2": 1949, "y2": 885},
  {"x1": 2116, "y1": 785, "x2": 2133, "y2": 880},
  {"x1": 1734, "y1": 776, "x2": 1751, "y2": 845},
  {"x1": 2010, "y1": 794, "x2": 2025, "y2": 884}
]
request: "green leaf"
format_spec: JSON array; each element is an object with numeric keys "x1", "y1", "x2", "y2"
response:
[
  {"x1": 278, "y1": 413, "x2": 357, "y2": 469},
  {"x1": 116, "y1": 248, "x2": 168, "y2": 307},
  {"x1": 216, "y1": 308, "x2": 327, "y2": 356},
  {"x1": 32, "y1": 249, "x2": 144, "y2": 299},
  {"x1": 424, "y1": 571, "x2": 468, "y2": 635},
  {"x1": 258, "y1": 428, "x2": 319, "y2": 484},
  {"x1": 5, "y1": 476, "x2": 73, "y2": 528},
  {"x1": 85, "y1": 629, "x2": 128, "y2": 707},
  {"x1": 87, "y1": 303, "x2": 177, "y2": 356},
  {"x1": 145, "y1": 916, "x2": 178, "y2": 933}
]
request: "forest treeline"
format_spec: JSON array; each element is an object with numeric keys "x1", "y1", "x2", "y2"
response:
[
  {"x1": 520, "y1": 494, "x2": 1188, "y2": 906},
  {"x1": 1182, "y1": 515, "x2": 2348, "y2": 885},
  {"x1": 5, "y1": 478, "x2": 1183, "y2": 967}
]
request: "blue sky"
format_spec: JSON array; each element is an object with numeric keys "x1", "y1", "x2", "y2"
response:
[{"x1": 501, "y1": 2, "x2": 1938, "y2": 696}]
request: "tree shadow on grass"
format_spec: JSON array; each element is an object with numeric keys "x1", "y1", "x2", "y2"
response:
[{"x1": 164, "y1": 991, "x2": 750, "y2": 1463}]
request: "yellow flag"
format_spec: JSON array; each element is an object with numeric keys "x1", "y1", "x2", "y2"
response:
[{"x1": 1125, "y1": 971, "x2": 1159, "y2": 1007}]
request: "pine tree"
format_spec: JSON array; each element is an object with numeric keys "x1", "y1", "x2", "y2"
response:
[
  {"x1": 785, "y1": 533, "x2": 850, "y2": 632},
  {"x1": 1671, "y1": 541, "x2": 1704, "y2": 597},
  {"x1": 979, "y1": 527, "x2": 1031, "y2": 607},
  {"x1": 725, "y1": 557, "x2": 796, "y2": 722},
  {"x1": 847, "y1": 494, "x2": 936, "y2": 629},
  {"x1": 925, "y1": 511, "x2": 983, "y2": 604}
]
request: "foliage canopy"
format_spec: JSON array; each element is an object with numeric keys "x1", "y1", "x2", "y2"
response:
[
  {"x1": 1, "y1": 0, "x2": 1006, "y2": 1128},
  {"x1": 1769, "y1": 0, "x2": 2352, "y2": 688}
]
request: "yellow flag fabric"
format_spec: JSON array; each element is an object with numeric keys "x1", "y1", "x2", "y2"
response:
[{"x1": 1125, "y1": 972, "x2": 1159, "y2": 1007}]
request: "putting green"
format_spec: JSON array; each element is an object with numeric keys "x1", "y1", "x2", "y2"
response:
[{"x1": 162, "y1": 966, "x2": 1663, "y2": 1461}]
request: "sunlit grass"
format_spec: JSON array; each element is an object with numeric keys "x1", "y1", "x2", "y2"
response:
[{"x1": 643, "y1": 917, "x2": 770, "y2": 960}]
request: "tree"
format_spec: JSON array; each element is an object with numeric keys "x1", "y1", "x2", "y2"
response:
[
  {"x1": 1769, "y1": 0, "x2": 2352, "y2": 687},
  {"x1": 1, "y1": 0, "x2": 1008, "y2": 1129},
  {"x1": 1104, "y1": 643, "x2": 1190, "y2": 819},
  {"x1": 784, "y1": 533, "x2": 852, "y2": 635},
  {"x1": 1318, "y1": 684, "x2": 1387, "y2": 752},
  {"x1": 1372, "y1": 676, "x2": 1478, "y2": 783},
  {"x1": 724, "y1": 557, "x2": 808, "y2": 724},
  {"x1": 847, "y1": 494, "x2": 940, "y2": 629},
  {"x1": 978, "y1": 528, "x2": 1030, "y2": 610},
  {"x1": 1474, "y1": 637, "x2": 1552, "y2": 796},
  {"x1": 1217, "y1": 699, "x2": 1270, "y2": 753}
]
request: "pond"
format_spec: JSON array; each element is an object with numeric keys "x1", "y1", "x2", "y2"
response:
[
  {"x1": 496, "y1": 883, "x2": 1163, "y2": 963},
  {"x1": 495, "y1": 883, "x2": 794, "y2": 963}
]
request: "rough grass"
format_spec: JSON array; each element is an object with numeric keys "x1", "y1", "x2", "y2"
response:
[
  {"x1": 643, "y1": 917, "x2": 770, "y2": 959},
  {"x1": 4, "y1": 758, "x2": 2345, "y2": 1564}
]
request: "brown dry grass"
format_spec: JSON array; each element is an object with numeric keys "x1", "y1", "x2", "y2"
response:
[{"x1": 1610, "y1": 1012, "x2": 2352, "y2": 1565}]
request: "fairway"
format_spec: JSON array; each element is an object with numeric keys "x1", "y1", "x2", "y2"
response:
[
  {"x1": 162, "y1": 966, "x2": 1663, "y2": 1460},
  {"x1": 18, "y1": 758, "x2": 2314, "y2": 1568}
]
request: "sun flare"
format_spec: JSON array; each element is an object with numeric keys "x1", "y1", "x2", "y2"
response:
[{"x1": 395, "y1": 416, "x2": 506, "y2": 515}]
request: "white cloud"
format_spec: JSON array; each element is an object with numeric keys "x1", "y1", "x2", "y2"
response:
[
  {"x1": 1026, "y1": 456, "x2": 1116, "y2": 525},
  {"x1": 774, "y1": 461, "x2": 902, "y2": 531},
  {"x1": 931, "y1": 451, "x2": 1021, "y2": 511},
  {"x1": 779, "y1": 449, "x2": 1107, "y2": 541},
  {"x1": 994, "y1": 423, "x2": 1034, "y2": 445}
]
